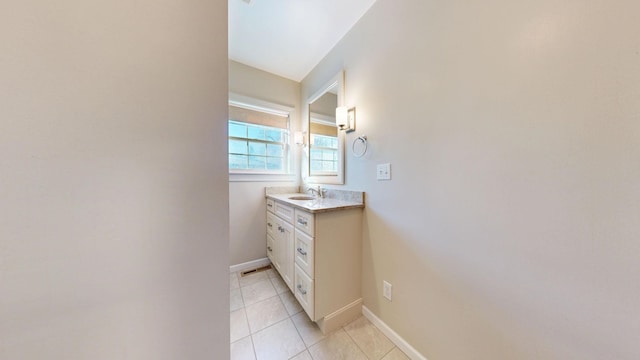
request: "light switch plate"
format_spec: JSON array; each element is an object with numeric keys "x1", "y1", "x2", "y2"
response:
[
  {"x1": 377, "y1": 163, "x2": 391, "y2": 180},
  {"x1": 383, "y1": 280, "x2": 392, "y2": 301}
]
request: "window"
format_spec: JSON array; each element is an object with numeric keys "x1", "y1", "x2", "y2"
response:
[{"x1": 228, "y1": 102, "x2": 291, "y2": 174}]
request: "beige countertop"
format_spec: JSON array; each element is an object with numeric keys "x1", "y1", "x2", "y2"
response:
[{"x1": 266, "y1": 193, "x2": 364, "y2": 213}]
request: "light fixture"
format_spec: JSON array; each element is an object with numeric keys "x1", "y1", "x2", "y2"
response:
[
  {"x1": 336, "y1": 106, "x2": 355, "y2": 132},
  {"x1": 294, "y1": 131, "x2": 306, "y2": 146}
]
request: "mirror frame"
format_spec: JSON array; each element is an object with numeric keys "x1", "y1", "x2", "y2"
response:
[{"x1": 305, "y1": 70, "x2": 345, "y2": 185}]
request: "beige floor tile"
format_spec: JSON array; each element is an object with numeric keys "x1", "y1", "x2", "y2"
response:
[
  {"x1": 241, "y1": 279, "x2": 277, "y2": 306},
  {"x1": 265, "y1": 268, "x2": 278, "y2": 279},
  {"x1": 269, "y1": 274, "x2": 289, "y2": 294},
  {"x1": 230, "y1": 309, "x2": 250, "y2": 343},
  {"x1": 252, "y1": 318, "x2": 306, "y2": 360},
  {"x1": 230, "y1": 288, "x2": 244, "y2": 312},
  {"x1": 289, "y1": 350, "x2": 312, "y2": 360},
  {"x1": 245, "y1": 296, "x2": 289, "y2": 334},
  {"x1": 308, "y1": 329, "x2": 367, "y2": 360},
  {"x1": 230, "y1": 272, "x2": 240, "y2": 290},
  {"x1": 231, "y1": 336, "x2": 256, "y2": 360},
  {"x1": 382, "y1": 347, "x2": 410, "y2": 360},
  {"x1": 344, "y1": 316, "x2": 395, "y2": 360},
  {"x1": 279, "y1": 291, "x2": 303, "y2": 316},
  {"x1": 239, "y1": 271, "x2": 268, "y2": 288},
  {"x1": 291, "y1": 311, "x2": 326, "y2": 347}
]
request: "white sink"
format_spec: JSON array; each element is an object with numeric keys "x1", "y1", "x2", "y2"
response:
[{"x1": 288, "y1": 195, "x2": 316, "y2": 201}]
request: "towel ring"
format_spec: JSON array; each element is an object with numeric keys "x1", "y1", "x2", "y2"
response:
[{"x1": 352, "y1": 135, "x2": 368, "y2": 158}]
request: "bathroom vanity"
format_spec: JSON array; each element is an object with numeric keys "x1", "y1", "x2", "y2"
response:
[{"x1": 265, "y1": 187, "x2": 364, "y2": 334}]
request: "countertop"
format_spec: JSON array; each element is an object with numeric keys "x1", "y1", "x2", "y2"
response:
[{"x1": 266, "y1": 193, "x2": 364, "y2": 213}]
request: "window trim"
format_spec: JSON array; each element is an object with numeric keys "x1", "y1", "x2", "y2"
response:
[{"x1": 228, "y1": 93, "x2": 295, "y2": 179}]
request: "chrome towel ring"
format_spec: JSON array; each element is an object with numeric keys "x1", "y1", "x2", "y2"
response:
[{"x1": 352, "y1": 135, "x2": 368, "y2": 158}]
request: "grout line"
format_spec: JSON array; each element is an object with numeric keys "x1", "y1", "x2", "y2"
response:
[
  {"x1": 380, "y1": 346, "x2": 397, "y2": 360},
  {"x1": 242, "y1": 308, "x2": 251, "y2": 345},
  {"x1": 238, "y1": 281, "x2": 247, "y2": 310},
  {"x1": 249, "y1": 335, "x2": 258, "y2": 360},
  {"x1": 342, "y1": 324, "x2": 371, "y2": 359}
]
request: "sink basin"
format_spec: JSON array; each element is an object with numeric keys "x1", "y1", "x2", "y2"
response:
[{"x1": 288, "y1": 195, "x2": 316, "y2": 201}]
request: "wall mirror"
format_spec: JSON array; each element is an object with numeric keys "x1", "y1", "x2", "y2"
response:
[{"x1": 306, "y1": 70, "x2": 345, "y2": 184}]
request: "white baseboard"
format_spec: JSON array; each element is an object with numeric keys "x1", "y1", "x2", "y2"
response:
[
  {"x1": 229, "y1": 257, "x2": 271, "y2": 274},
  {"x1": 362, "y1": 306, "x2": 427, "y2": 360}
]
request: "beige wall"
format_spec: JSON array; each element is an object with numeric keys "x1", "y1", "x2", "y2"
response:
[
  {"x1": 0, "y1": 0, "x2": 229, "y2": 358},
  {"x1": 229, "y1": 61, "x2": 300, "y2": 266},
  {"x1": 310, "y1": 92, "x2": 338, "y2": 118},
  {"x1": 302, "y1": 0, "x2": 640, "y2": 359}
]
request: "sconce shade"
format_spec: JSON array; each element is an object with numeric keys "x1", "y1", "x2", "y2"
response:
[
  {"x1": 336, "y1": 106, "x2": 355, "y2": 132},
  {"x1": 336, "y1": 106, "x2": 348, "y2": 130}
]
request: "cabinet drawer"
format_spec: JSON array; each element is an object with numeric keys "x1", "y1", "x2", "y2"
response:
[
  {"x1": 266, "y1": 234, "x2": 275, "y2": 263},
  {"x1": 294, "y1": 263, "x2": 315, "y2": 319},
  {"x1": 266, "y1": 212, "x2": 276, "y2": 237},
  {"x1": 266, "y1": 198, "x2": 275, "y2": 213},
  {"x1": 294, "y1": 209, "x2": 314, "y2": 236},
  {"x1": 294, "y1": 230, "x2": 314, "y2": 278},
  {"x1": 274, "y1": 202, "x2": 294, "y2": 223}
]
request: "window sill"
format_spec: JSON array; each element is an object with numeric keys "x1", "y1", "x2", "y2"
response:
[{"x1": 229, "y1": 172, "x2": 297, "y2": 183}]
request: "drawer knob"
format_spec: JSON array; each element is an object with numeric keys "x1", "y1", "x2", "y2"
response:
[
  {"x1": 296, "y1": 284, "x2": 307, "y2": 295},
  {"x1": 297, "y1": 247, "x2": 307, "y2": 256},
  {"x1": 267, "y1": 246, "x2": 272, "y2": 252},
  {"x1": 297, "y1": 218, "x2": 308, "y2": 226},
  {"x1": 267, "y1": 222, "x2": 272, "y2": 227}
]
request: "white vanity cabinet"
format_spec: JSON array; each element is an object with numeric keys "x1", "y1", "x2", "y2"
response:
[
  {"x1": 266, "y1": 199, "x2": 294, "y2": 291},
  {"x1": 266, "y1": 195, "x2": 363, "y2": 334}
]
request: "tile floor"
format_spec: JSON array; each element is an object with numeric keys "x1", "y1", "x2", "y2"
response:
[{"x1": 230, "y1": 268, "x2": 410, "y2": 360}]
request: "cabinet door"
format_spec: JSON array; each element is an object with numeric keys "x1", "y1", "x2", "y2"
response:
[
  {"x1": 278, "y1": 220, "x2": 294, "y2": 291},
  {"x1": 294, "y1": 263, "x2": 315, "y2": 320}
]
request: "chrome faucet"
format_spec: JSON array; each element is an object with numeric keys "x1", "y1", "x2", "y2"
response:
[{"x1": 307, "y1": 185, "x2": 325, "y2": 198}]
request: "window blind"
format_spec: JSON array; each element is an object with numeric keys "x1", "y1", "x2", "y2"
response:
[
  {"x1": 229, "y1": 105, "x2": 288, "y2": 129},
  {"x1": 310, "y1": 122, "x2": 337, "y2": 137}
]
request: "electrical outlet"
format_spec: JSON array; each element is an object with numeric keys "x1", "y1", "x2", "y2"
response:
[
  {"x1": 383, "y1": 280, "x2": 392, "y2": 301},
  {"x1": 377, "y1": 163, "x2": 391, "y2": 180}
]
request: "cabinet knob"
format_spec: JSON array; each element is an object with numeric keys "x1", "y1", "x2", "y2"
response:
[
  {"x1": 297, "y1": 247, "x2": 307, "y2": 256},
  {"x1": 296, "y1": 284, "x2": 307, "y2": 295},
  {"x1": 267, "y1": 246, "x2": 272, "y2": 252},
  {"x1": 297, "y1": 218, "x2": 308, "y2": 226}
]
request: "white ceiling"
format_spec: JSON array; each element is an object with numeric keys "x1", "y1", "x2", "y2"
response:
[{"x1": 229, "y1": 0, "x2": 377, "y2": 82}]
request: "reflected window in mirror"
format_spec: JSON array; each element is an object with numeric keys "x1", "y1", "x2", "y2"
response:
[{"x1": 309, "y1": 115, "x2": 338, "y2": 175}]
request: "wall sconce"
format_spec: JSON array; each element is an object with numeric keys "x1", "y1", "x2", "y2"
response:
[
  {"x1": 336, "y1": 106, "x2": 356, "y2": 132},
  {"x1": 294, "y1": 131, "x2": 306, "y2": 146}
]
